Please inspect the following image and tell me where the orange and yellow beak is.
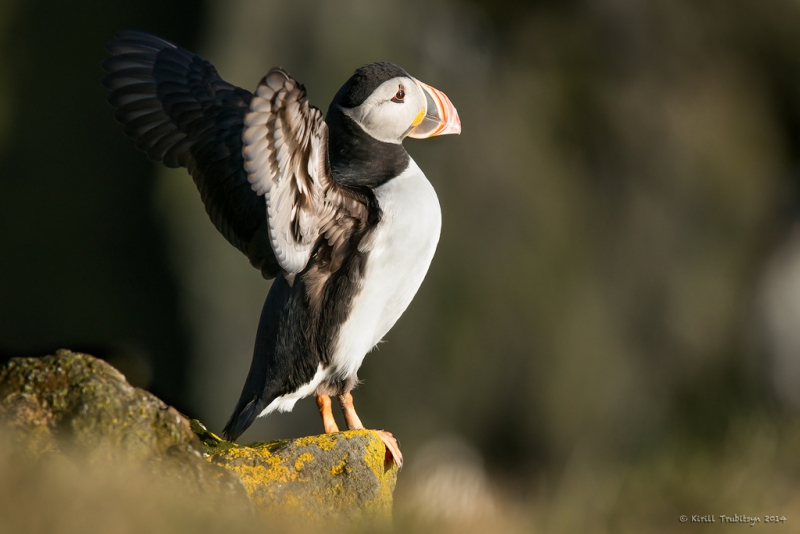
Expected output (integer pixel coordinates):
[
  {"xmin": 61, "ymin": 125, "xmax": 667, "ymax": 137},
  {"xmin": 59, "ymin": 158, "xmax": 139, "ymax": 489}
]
[{"xmin": 408, "ymin": 80, "xmax": 461, "ymax": 138}]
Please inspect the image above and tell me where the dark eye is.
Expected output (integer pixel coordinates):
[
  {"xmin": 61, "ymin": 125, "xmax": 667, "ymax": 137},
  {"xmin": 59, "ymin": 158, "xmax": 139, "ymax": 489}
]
[{"xmin": 391, "ymin": 87, "xmax": 405, "ymax": 103}]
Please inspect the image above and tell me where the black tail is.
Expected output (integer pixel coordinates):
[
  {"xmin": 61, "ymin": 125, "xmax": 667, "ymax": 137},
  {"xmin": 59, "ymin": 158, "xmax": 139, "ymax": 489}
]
[
  {"xmin": 220, "ymin": 274, "xmax": 294, "ymax": 442},
  {"xmin": 222, "ymin": 396, "xmax": 265, "ymax": 441}
]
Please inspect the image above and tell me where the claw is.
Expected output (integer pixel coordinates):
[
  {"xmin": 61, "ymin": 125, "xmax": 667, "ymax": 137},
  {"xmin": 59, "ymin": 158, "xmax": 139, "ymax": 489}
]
[
  {"xmin": 335, "ymin": 392, "xmax": 402, "ymax": 468},
  {"xmin": 376, "ymin": 430, "xmax": 403, "ymax": 469}
]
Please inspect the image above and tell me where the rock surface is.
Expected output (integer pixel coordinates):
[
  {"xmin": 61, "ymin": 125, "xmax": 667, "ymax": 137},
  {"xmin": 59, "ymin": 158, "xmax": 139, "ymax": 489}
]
[
  {"xmin": 0, "ymin": 350, "xmax": 398, "ymax": 522},
  {"xmin": 196, "ymin": 420, "xmax": 398, "ymax": 522}
]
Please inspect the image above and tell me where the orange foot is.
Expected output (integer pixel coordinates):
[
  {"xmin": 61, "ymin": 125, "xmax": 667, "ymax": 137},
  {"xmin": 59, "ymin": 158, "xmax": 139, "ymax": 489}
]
[
  {"xmin": 376, "ymin": 430, "xmax": 403, "ymax": 469},
  {"xmin": 335, "ymin": 392, "xmax": 403, "ymax": 469}
]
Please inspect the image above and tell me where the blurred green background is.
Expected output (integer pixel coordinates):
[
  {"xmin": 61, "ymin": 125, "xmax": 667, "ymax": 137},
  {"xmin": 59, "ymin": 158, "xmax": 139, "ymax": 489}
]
[{"xmin": 2, "ymin": 0, "xmax": 800, "ymax": 530}]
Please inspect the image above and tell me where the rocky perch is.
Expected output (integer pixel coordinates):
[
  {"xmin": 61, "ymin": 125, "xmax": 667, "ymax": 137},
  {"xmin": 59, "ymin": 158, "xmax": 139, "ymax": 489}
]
[{"xmin": 0, "ymin": 350, "xmax": 398, "ymax": 523}]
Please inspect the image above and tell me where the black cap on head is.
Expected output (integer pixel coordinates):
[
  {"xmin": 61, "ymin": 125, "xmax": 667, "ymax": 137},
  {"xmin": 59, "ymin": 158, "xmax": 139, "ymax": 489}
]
[{"xmin": 331, "ymin": 62, "xmax": 410, "ymax": 109}]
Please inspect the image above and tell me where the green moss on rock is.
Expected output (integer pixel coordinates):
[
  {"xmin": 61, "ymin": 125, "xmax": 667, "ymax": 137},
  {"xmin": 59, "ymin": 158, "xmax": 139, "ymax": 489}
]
[{"xmin": 0, "ymin": 350, "xmax": 245, "ymax": 498}]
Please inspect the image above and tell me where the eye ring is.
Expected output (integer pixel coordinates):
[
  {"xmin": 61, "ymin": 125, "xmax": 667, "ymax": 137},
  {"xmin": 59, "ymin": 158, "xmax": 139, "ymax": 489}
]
[{"xmin": 391, "ymin": 87, "xmax": 405, "ymax": 103}]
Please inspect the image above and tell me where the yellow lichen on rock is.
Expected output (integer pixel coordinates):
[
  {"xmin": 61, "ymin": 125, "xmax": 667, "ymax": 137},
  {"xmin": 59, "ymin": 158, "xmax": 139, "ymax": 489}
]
[
  {"xmin": 330, "ymin": 454, "xmax": 349, "ymax": 476},
  {"xmin": 196, "ymin": 427, "xmax": 399, "ymax": 522},
  {"xmin": 294, "ymin": 452, "xmax": 314, "ymax": 471},
  {"xmin": 290, "ymin": 431, "xmax": 341, "ymax": 452}
]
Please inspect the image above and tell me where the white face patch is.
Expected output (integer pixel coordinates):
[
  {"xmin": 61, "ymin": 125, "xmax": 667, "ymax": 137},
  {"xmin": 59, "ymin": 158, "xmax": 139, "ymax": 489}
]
[{"xmin": 342, "ymin": 76, "xmax": 427, "ymax": 144}]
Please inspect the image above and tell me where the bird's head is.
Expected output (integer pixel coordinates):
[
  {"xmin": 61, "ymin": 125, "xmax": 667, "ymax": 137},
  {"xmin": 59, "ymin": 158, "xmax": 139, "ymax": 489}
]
[{"xmin": 329, "ymin": 62, "xmax": 461, "ymax": 144}]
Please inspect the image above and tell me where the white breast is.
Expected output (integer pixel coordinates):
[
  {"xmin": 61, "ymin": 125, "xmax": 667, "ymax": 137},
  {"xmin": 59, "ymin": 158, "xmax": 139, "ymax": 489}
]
[{"xmin": 330, "ymin": 158, "xmax": 441, "ymax": 381}]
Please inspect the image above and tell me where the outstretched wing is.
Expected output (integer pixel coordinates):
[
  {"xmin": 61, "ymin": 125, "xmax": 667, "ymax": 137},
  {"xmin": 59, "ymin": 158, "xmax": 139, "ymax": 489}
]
[
  {"xmin": 242, "ymin": 69, "xmax": 372, "ymax": 277},
  {"xmin": 102, "ymin": 31, "xmax": 372, "ymax": 281},
  {"xmin": 101, "ymin": 30, "xmax": 280, "ymax": 277}
]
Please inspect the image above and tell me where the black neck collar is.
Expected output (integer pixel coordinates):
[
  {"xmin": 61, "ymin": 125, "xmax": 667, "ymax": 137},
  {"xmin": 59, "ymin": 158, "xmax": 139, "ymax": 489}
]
[{"xmin": 325, "ymin": 105, "xmax": 410, "ymax": 189}]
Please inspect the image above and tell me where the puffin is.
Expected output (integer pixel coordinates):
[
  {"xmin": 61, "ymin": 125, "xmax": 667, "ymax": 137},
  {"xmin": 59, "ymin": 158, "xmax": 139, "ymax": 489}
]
[{"xmin": 101, "ymin": 31, "xmax": 460, "ymax": 468}]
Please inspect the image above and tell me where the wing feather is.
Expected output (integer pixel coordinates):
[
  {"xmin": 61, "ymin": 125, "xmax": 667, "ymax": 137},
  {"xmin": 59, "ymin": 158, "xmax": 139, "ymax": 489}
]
[
  {"xmin": 103, "ymin": 31, "xmax": 370, "ymax": 281},
  {"xmin": 242, "ymin": 68, "xmax": 371, "ymax": 276},
  {"xmin": 102, "ymin": 30, "xmax": 281, "ymax": 277}
]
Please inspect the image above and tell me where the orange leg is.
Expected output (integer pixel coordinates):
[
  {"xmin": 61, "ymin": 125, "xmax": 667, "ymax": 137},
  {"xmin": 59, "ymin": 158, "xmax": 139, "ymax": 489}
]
[
  {"xmin": 337, "ymin": 391, "xmax": 403, "ymax": 469},
  {"xmin": 337, "ymin": 391, "xmax": 364, "ymax": 430},
  {"xmin": 316, "ymin": 395, "xmax": 339, "ymax": 434}
]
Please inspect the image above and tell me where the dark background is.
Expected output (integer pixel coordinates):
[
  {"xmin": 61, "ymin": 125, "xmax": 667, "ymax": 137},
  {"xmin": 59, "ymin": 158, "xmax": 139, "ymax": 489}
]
[{"xmin": 2, "ymin": 0, "xmax": 800, "ymax": 528}]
